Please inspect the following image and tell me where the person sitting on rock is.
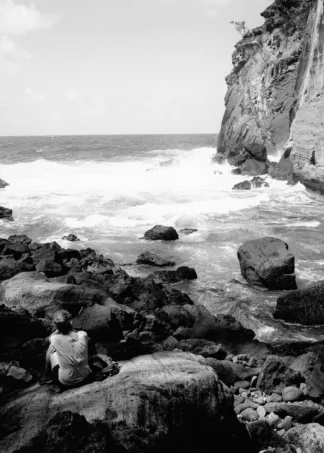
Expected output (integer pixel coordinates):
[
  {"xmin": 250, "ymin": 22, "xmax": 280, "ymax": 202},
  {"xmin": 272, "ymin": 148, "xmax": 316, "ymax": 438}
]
[
  {"xmin": 40, "ymin": 309, "xmax": 119, "ymax": 388},
  {"xmin": 40, "ymin": 309, "xmax": 92, "ymax": 387}
]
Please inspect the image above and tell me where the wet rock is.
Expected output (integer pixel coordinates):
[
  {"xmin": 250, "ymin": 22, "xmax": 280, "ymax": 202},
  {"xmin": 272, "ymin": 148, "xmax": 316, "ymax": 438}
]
[
  {"xmin": 233, "ymin": 180, "xmax": 252, "ymax": 190},
  {"xmin": 178, "ymin": 339, "xmax": 227, "ymax": 359},
  {"xmin": 149, "ymin": 266, "xmax": 198, "ymax": 284},
  {"xmin": 248, "ymin": 420, "xmax": 287, "ymax": 452},
  {"xmin": 257, "ymin": 356, "xmax": 301, "ymax": 394},
  {"xmin": 264, "ymin": 401, "xmax": 323, "ymax": 423},
  {"xmin": 0, "ymin": 352, "xmax": 248, "ymax": 453},
  {"xmin": 62, "ymin": 233, "xmax": 80, "ymax": 242},
  {"xmin": 0, "ymin": 179, "xmax": 9, "ymax": 188},
  {"xmin": 159, "ymin": 305, "xmax": 195, "ymax": 330},
  {"xmin": 1, "ymin": 242, "xmax": 30, "ymax": 260},
  {"xmin": 240, "ymin": 158, "xmax": 269, "ymax": 176},
  {"xmin": 282, "ymin": 386, "xmax": 303, "ymax": 402},
  {"xmin": 251, "ymin": 176, "xmax": 270, "ymax": 188},
  {"xmin": 8, "ymin": 234, "xmax": 32, "ymax": 245},
  {"xmin": 274, "ymin": 281, "xmax": 324, "ymax": 325},
  {"xmin": 284, "ymin": 423, "xmax": 324, "ymax": 453},
  {"xmin": 237, "ymin": 237, "xmax": 297, "ymax": 290},
  {"xmin": 179, "ymin": 228, "xmax": 198, "ymax": 235},
  {"xmin": 144, "ymin": 225, "xmax": 179, "ymax": 241},
  {"xmin": 0, "ymin": 258, "xmax": 35, "ymax": 281},
  {"xmin": 0, "ymin": 206, "xmax": 13, "ymax": 220},
  {"xmin": 244, "ymin": 143, "xmax": 267, "ymax": 162},
  {"xmin": 136, "ymin": 251, "xmax": 175, "ymax": 267},
  {"xmin": 191, "ymin": 311, "xmax": 255, "ymax": 344}
]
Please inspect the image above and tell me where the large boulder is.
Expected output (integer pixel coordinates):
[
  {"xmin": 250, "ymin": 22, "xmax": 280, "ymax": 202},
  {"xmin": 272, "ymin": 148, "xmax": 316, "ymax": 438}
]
[
  {"xmin": 136, "ymin": 251, "xmax": 175, "ymax": 267},
  {"xmin": 0, "ymin": 272, "xmax": 107, "ymax": 318},
  {"xmin": 237, "ymin": 237, "xmax": 297, "ymax": 290},
  {"xmin": 144, "ymin": 225, "xmax": 179, "ymax": 241},
  {"xmin": 284, "ymin": 423, "xmax": 324, "ymax": 453},
  {"xmin": 0, "ymin": 352, "xmax": 250, "ymax": 453},
  {"xmin": 274, "ymin": 281, "xmax": 324, "ymax": 325},
  {"xmin": 244, "ymin": 143, "xmax": 267, "ymax": 162},
  {"xmin": 7, "ymin": 235, "xmax": 32, "ymax": 245},
  {"xmin": 240, "ymin": 158, "xmax": 269, "ymax": 176}
]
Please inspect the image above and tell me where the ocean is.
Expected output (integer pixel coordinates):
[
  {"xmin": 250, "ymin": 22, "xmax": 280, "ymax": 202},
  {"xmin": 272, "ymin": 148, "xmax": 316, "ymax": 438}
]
[{"xmin": 1, "ymin": 134, "xmax": 324, "ymax": 344}]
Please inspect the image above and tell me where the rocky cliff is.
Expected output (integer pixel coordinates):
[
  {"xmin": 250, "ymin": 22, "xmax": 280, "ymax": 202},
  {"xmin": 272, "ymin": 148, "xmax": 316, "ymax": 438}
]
[{"xmin": 217, "ymin": 0, "xmax": 324, "ymax": 193}]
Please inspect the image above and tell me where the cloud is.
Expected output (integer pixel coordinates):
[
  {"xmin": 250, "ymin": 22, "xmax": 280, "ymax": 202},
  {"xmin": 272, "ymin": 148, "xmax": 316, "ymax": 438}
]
[
  {"xmin": 25, "ymin": 86, "xmax": 45, "ymax": 100},
  {"xmin": 0, "ymin": 35, "xmax": 30, "ymax": 61},
  {"xmin": 0, "ymin": 0, "xmax": 58, "ymax": 35},
  {"xmin": 64, "ymin": 90, "xmax": 82, "ymax": 101},
  {"xmin": 202, "ymin": 0, "xmax": 230, "ymax": 17}
]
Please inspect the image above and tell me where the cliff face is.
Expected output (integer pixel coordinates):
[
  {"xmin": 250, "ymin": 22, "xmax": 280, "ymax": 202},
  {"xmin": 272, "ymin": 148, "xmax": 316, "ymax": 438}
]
[{"xmin": 218, "ymin": 0, "xmax": 324, "ymax": 192}]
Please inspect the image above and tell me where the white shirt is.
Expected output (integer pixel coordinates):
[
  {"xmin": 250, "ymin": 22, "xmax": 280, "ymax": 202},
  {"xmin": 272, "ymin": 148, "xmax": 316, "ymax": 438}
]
[{"xmin": 50, "ymin": 330, "xmax": 92, "ymax": 386}]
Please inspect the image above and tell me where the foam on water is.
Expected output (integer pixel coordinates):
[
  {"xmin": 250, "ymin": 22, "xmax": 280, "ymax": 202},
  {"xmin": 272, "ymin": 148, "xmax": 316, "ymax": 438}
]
[{"xmin": 2, "ymin": 144, "xmax": 324, "ymax": 343}]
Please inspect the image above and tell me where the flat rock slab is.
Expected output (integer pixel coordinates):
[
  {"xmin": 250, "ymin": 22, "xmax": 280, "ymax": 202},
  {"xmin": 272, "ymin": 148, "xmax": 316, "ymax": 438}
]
[
  {"xmin": 0, "ymin": 352, "xmax": 235, "ymax": 453},
  {"xmin": 0, "ymin": 272, "xmax": 107, "ymax": 318}
]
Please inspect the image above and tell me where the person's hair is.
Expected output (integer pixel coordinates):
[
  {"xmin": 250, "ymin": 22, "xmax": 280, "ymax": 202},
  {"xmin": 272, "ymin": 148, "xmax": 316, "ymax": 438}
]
[{"xmin": 53, "ymin": 309, "xmax": 73, "ymax": 335}]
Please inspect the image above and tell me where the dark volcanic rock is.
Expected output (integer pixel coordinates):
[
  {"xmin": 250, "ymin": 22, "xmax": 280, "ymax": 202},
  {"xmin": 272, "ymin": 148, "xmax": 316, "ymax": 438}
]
[
  {"xmin": 237, "ymin": 237, "xmax": 297, "ymax": 290},
  {"xmin": 274, "ymin": 281, "xmax": 324, "ymax": 325},
  {"xmin": 0, "ymin": 206, "xmax": 12, "ymax": 220},
  {"xmin": 240, "ymin": 158, "xmax": 269, "ymax": 176},
  {"xmin": 144, "ymin": 225, "xmax": 179, "ymax": 241},
  {"xmin": 257, "ymin": 355, "xmax": 302, "ymax": 394},
  {"xmin": 0, "ymin": 178, "xmax": 9, "ymax": 188},
  {"xmin": 148, "ymin": 266, "xmax": 198, "ymax": 284},
  {"xmin": 178, "ymin": 339, "xmax": 227, "ymax": 359},
  {"xmin": 191, "ymin": 311, "xmax": 255, "ymax": 344},
  {"xmin": 248, "ymin": 420, "xmax": 286, "ymax": 451},
  {"xmin": 7, "ymin": 234, "xmax": 32, "ymax": 245},
  {"xmin": 233, "ymin": 180, "xmax": 251, "ymax": 190},
  {"xmin": 62, "ymin": 233, "xmax": 80, "ymax": 242},
  {"xmin": 244, "ymin": 143, "xmax": 267, "ymax": 162},
  {"xmin": 1, "ymin": 242, "xmax": 30, "ymax": 260},
  {"xmin": 283, "ymin": 423, "xmax": 324, "ymax": 453},
  {"xmin": 0, "ymin": 258, "xmax": 35, "ymax": 280},
  {"xmin": 136, "ymin": 251, "xmax": 175, "ymax": 267}
]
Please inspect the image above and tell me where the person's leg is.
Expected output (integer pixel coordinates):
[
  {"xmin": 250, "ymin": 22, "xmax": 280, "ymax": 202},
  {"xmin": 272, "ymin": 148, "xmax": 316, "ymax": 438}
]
[{"xmin": 40, "ymin": 348, "xmax": 60, "ymax": 384}]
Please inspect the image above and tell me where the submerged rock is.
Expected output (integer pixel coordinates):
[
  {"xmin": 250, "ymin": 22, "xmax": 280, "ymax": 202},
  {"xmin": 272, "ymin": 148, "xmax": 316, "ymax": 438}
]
[
  {"xmin": 0, "ymin": 352, "xmax": 250, "ymax": 453},
  {"xmin": 136, "ymin": 251, "xmax": 175, "ymax": 267},
  {"xmin": 148, "ymin": 266, "xmax": 198, "ymax": 284},
  {"xmin": 144, "ymin": 225, "xmax": 179, "ymax": 241},
  {"xmin": 62, "ymin": 233, "xmax": 80, "ymax": 242},
  {"xmin": 179, "ymin": 228, "xmax": 198, "ymax": 235},
  {"xmin": 274, "ymin": 281, "xmax": 324, "ymax": 325},
  {"xmin": 237, "ymin": 237, "xmax": 297, "ymax": 290}
]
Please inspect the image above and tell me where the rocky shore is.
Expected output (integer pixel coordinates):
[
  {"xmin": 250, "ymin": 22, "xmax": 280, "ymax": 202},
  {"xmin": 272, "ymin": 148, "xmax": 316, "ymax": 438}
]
[{"xmin": 0, "ymin": 227, "xmax": 324, "ymax": 452}]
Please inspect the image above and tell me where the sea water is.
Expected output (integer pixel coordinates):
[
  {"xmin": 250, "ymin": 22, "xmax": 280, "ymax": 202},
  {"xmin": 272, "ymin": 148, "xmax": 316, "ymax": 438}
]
[{"xmin": 1, "ymin": 134, "xmax": 324, "ymax": 344}]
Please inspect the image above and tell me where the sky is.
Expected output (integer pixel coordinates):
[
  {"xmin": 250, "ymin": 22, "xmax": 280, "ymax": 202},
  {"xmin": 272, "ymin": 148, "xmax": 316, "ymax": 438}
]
[{"xmin": 0, "ymin": 0, "xmax": 270, "ymax": 136}]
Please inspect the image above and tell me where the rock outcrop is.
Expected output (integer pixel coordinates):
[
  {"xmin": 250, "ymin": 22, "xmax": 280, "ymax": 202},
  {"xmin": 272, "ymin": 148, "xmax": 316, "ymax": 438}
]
[
  {"xmin": 0, "ymin": 352, "xmax": 249, "ymax": 453},
  {"xmin": 237, "ymin": 237, "xmax": 297, "ymax": 290},
  {"xmin": 217, "ymin": 0, "xmax": 324, "ymax": 194}
]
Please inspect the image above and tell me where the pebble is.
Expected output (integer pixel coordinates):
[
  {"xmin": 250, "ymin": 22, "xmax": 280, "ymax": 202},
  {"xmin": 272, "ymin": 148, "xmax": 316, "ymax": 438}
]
[
  {"xmin": 300, "ymin": 383, "xmax": 307, "ymax": 395},
  {"xmin": 267, "ymin": 412, "xmax": 280, "ymax": 427},
  {"xmin": 282, "ymin": 386, "xmax": 303, "ymax": 402},
  {"xmin": 248, "ymin": 357, "xmax": 258, "ymax": 368},
  {"xmin": 240, "ymin": 390, "xmax": 249, "ymax": 398},
  {"xmin": 234, "ymin": 380, "xmax": 250, "ymax": 390},
  {"xmin": 240, "ymin": 407, "xmax": 259, "ymax": 422},
  {"xmin": 268, "ymin": 393, "xmax": 282, "ymax": 403},
  {"xmin": 277, "ymin": 416, "xmax": 293, "ymax": 431},
  {"xmin": 257, "ymin": 406, "xmax": 266, "ymax": 418},
  {"xmin": 254, "ymin": 397, "xmax": 266, "ymax": 405},
  {"xmin": 277, "ymin": 429, "xmax": 286, "ymax": 437}
]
